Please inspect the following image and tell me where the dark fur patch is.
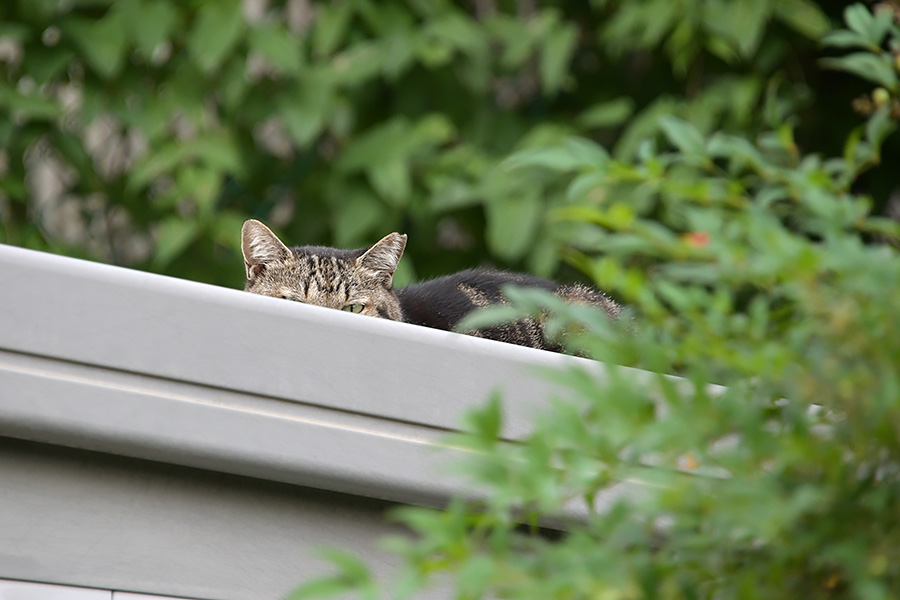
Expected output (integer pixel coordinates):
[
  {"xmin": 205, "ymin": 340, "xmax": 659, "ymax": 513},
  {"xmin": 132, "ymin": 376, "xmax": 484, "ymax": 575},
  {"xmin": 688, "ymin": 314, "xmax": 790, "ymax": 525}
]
[
  {"xmin": 396, "ymin": 269, "xmax": 620, "ymax": 352},
  {"xmin": 243, "ymin": 220, "xmax": 621, "ymax": 353}
]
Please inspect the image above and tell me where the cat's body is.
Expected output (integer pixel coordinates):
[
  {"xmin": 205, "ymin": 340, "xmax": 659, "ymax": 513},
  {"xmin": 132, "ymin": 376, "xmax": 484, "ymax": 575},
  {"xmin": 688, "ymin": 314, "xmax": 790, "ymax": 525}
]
[{"xmin": 241, "ymin": 219, "xmax": 621, "ymax": 352}]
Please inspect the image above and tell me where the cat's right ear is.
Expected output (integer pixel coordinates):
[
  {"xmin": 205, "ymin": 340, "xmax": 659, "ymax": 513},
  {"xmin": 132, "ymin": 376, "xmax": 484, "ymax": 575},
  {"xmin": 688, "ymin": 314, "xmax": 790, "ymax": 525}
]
[
  {"xmin": 241, "ymin": 219, "xmax": 291, "ymax": 280},
  {"xmin": 357, "ymin": 232, "xmax": 407, "ymax": 282}
]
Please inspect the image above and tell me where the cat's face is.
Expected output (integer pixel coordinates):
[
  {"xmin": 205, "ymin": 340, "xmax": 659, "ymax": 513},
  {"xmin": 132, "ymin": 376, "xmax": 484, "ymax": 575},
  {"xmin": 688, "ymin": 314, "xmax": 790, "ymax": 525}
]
[{"xmin": 241, "ymin": 219, "xmax": 406, "ymax": 321}]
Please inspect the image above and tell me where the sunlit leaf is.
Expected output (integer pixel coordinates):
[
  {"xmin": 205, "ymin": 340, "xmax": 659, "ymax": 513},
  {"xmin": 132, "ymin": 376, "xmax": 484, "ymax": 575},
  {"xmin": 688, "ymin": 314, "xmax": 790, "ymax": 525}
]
[{"xmin": 188, "ymin": 0, "xmax": 244, "ymax": 73}]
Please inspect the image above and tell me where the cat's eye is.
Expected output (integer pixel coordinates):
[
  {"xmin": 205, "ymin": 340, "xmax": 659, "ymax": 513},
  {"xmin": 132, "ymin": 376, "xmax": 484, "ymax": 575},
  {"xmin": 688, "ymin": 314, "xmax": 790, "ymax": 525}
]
[{"xmin": 342, "ymin": 303, "xmax": 365, "ymax": 313}]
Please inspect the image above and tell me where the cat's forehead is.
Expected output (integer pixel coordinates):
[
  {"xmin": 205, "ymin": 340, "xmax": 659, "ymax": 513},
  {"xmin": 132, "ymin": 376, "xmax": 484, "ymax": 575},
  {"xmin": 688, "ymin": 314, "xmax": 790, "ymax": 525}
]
[
  {"xmin": 294, "ymin": 245, "xmax": 361, "ymax": 261},
  {"xmin": 292, "ymin": 245, "xmax": 361, "ymax": 272}
]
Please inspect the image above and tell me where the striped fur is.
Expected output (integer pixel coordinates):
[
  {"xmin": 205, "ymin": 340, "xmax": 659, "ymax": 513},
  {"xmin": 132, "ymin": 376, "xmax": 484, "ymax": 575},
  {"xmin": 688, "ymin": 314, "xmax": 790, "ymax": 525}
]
[{"xmin": 241, "ymin": 220, "xmax": 621, "ymax": 352}]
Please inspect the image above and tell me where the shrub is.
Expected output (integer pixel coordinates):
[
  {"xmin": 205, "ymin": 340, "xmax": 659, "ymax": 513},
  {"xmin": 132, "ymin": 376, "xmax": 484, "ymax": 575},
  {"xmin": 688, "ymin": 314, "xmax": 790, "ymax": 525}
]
[
  {"xmin": 290, "ymin": 5, "xmax": 900, "ymax": 599},
  {"xmin": 1, "ymin": 0, "xmax": 886, "ymax": 289}
]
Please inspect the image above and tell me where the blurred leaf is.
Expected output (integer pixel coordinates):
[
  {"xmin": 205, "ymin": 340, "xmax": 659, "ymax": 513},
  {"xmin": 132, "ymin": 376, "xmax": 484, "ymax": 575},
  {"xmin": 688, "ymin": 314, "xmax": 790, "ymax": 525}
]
[
  {"xmin": 705, "ymin": 0, "xmax": 769, "ymax": 59},
  {"xmin": 0, "ymin": 86, "xmax": 62, "ymax": 120},
  {"xmin": 843, "ymin": 3, "xmax": 894, "ymax": 47},
  {"xmin": 659, "ymin": 116, "xmax": 707, "ymax": 158},
  {"xmin": 312, "ymin": 2, "xmax": 353, "ymax": 56},
  {"xmin": 338, "ymin": 119, "xmax": 410, "ymax": 172},
  {"xmin": 368, "ymin": 159, "xmax": 411, "ymax": 207},
  {"xmin": 423, "ymin": 11, "xmax": 486, "ymax": 58},
  {"xmin": 177, "ymin": 166, "xmax": 221, "ymax": 213},
  {"xmin": 820, "ymin": 53, "xmax": 898, "ymax": 90},
  {"xmin": 331, "ymin": 41, "xmax": 382, "ymax": 85},
  {"xmin": 284, "ymin": 577, "xmax": 355, "ymax": 600},
  {"xmin": 188, "ymin": 0, "xmax": 244, "ymax": 73},
  {"xmin": 540, "ymin": 21, "xmax": 578, "ymax": 94},
  {"xmin": 865, "ymin": 106, "xmax": 897, "ymax": 149},
  {"xmin": 248, "ymin": 24, "xmax": 303, "ymax": 75},
  {"xmin": 485, "ymin": 192, "xmax": 542, "ymax": 261},
  {"xmin": 333, "ymin": 194, "xmax": 387, "ymax": 247},
  {"xmin": 457, "ymin": 554, "xmax": 495, "ymax": 598},
  {"xmin": 567, "ymin": 172, "xmax": 608, "ymax": 202},
  {"xmin": 121, "ymin": 0, "xmax": 178, "ymax": 57},
  {"xmin": 821, "ymin": 29, "xmax": 870, "ymax": 50},
  {"xmin": 462, "ymin": 393, "xmax": 503, "ymax": 445},
  {"xmin": 505, "ymin": 138, "xmax": 608, "ymax": 172},
  {"xmin": 578, "ymin": 98, "xmax": 635, "ymax": 129},
  {"xmin": 154, "ymin": 218, "xmax": 199, "ymax": 268},
  {"xmin": 773, "ymin": 0, "xmax": 830, "ymax": 40},
  {"xmin": 63, "ymin": 11, "xmax": 128, "ymax": 78},
  {"xmin": 21, "ymin": 47, "xmax": 75, "ymax": 84}
]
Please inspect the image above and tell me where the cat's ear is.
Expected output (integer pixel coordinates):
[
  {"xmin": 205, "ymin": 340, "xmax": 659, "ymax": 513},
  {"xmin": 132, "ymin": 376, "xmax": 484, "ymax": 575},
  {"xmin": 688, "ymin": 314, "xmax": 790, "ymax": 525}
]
[
  {"xmin": 241, "ymin": 219, "xmax": 291, "ymax": 279},
  {"xmin": 357, "ymin": 232, "xmax": 407, "ymax": 281}
]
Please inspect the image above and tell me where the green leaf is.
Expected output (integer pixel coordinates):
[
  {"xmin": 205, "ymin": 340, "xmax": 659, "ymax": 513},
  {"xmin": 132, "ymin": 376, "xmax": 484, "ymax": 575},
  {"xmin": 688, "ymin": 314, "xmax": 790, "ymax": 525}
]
[
  {"xmin": 504, "ymin": 147, "xmax": 580, "ymax": 171},
  {"xmin": 842, "ymin": 3, "xmax": 892, "ymax": 47},
  {"xmin": 504, "ymin": 138, "xmax": 607, "ymax": 172},
  {"xmin": 820, "ymin": 53, "xmax": 898, "ymax": 90},
  {"xmin": 821, "ymin": 29, "xmax": 870, "ymax": 50},
  {"xmin": 122, "ymin": 0, "xmax": 178, "ymax": 57},
  {"xmin": 281, "ymin": 105, "xmax": 324, "ymax": 147},
  {"xmin": 844, "ymin": 4, "xmax": 875, "ymax": 38},
  {"xmin": 312, "ymin": 2, "xmax": 353, "ymax": 56},
  {"xmin": 564, "ymin": 137, "xmax": 611, "ymax": 167},
  {"xmin": 280, "ymin": 77, "xmax": 333, "ymax": 147},
  {"xmin": 63, "ymin": 12, "xmax": 128, "ymax": 79},
  {"xmin": 129, "ymin": 132, "xmax": 242, "ymax": 190},
  {"xmin": 338, "ymin": 119, "xmax": 411, "ymax": 172},
  {"xmin": 457, "ymin": 555, "xmax": 495, "ymax": 598},
  {"xmin": 248, "ymin": 24, "xmax": 303, "ymax": 75},
  {"xmin": 128, "ymin": 143, "xmax": 187, "ymax": 189},
  {"xmin": 578, "ymin": 98, "xmax": 635, "ymax": 129},
  {"xmin": 422, "ymin": 12, "xmax": 486, "ymax": 58},
  {"xmin": 381, "ymin": 31, "xmax": 416, "ymax": 79},
  {"xmin": 367, "ymin": 159, "xmax": 411, "ymax": 207},
  {"xmin": 659, "ymin": 116, "xmax": 707, "ymax": 158},
  {"xmin": 284, "ymin": 579, "xmax": 349, "ymax": 599},
  {"xmin": 567, "ymin": 172, "xmax": 608, "ymax": 202},
  {"xmin": 456, "ymin": 304, "xmax": 525, "ymax": 333},
  {"xmin": 21, "ymin": 47, "xmax": 75, "ymax": 84},
  {"xmin": 333, "ymin": 193, "xmax": 387, "ymax": 247},
  {"xmin": 865, "ymin": 106, "xmax": 896, "ymax": 150},
  {"xmin": 176, "ymin": 166, "xmax": 221, "ymax": 214},
  {"xmin": 773, "ymin": 0, "xmax": 831, "ymax": 40},
  {"xmin": 707, "ymin": 133, "xmax": 766, "ymax": 170},
  {"xmin": 410, "ymin": 113, "xmax": 456, "ymax": 148},
  {"xmin": 540, "ymin": 21, "xmax": 578, "ymax": 94},
  {"xmin": 0, "ymin": 87, "xmax": 62, "ymax": 120},
  {"xmin": 331, "ymin": 41, "xmax": 383, "ymax": 85},
  {"xmin": 154, "ymin": 218, "xmax": 199, "ymax": 268},
  {"xmin": 188, "ymin": 0, "xmax": 244, "ymax": 73},
  {"xmin": 317, "ymin": 549, "xmax": 373, "ymax": 586},
  {"xmin": 485, "ymin": 192, "xmax": 542, "ymax": 261},
  {"xmin": 462, "ymin": 394, "xmax": 503, "ymax": 444},
  {"xmin": 705, "ymin": 0, "xmax": 769, "ymax": 59}
]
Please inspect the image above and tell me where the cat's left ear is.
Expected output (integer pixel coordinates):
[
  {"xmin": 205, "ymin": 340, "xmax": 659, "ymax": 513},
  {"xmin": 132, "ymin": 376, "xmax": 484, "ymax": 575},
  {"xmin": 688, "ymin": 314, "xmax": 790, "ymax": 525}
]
[
  {"xmin": 357, "ymin": 232, "xmax": 407, "ymax": 282},
  {"xmin": 242, "ymin": 219, "xmax": 292, "ymax": 280}
]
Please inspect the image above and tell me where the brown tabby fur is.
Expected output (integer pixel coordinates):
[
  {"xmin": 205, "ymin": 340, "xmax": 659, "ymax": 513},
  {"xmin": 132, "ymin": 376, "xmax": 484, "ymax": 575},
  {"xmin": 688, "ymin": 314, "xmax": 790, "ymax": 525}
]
[{"xmin": 242, "ymin": 219, "xmax": 621, "ymax": 352}]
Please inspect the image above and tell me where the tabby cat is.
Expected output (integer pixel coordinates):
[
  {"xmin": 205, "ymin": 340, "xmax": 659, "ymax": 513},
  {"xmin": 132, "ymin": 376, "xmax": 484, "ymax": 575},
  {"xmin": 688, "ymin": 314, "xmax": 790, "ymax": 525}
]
[{"xmin": 241, "ymin": 219, "xmax": 621, "ymax": 352}]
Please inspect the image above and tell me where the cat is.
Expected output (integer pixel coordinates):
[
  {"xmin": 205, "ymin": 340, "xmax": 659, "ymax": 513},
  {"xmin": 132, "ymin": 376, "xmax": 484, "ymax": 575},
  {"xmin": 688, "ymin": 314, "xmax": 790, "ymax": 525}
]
[{"xmin": 241, "ymin": 219, "xmax": 621, "ymax": 352}]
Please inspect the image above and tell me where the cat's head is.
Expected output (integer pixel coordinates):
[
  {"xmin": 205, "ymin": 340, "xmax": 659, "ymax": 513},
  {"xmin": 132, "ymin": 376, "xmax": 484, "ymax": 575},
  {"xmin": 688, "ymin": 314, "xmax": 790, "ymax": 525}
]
[{"xmin": 241, "ymin": 219, "xmax": 407, "ymax": 320}]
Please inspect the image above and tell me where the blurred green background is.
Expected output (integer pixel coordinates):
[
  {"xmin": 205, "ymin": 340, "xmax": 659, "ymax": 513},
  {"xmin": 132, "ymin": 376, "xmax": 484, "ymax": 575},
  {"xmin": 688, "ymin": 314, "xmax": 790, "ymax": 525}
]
[
  {"xmin": 5, "ymin": 4, "xmax": 900, "ymax": 597},
  {"xmin": 1, "ymin": 0, "xmax": 894, "ymax": 290}
]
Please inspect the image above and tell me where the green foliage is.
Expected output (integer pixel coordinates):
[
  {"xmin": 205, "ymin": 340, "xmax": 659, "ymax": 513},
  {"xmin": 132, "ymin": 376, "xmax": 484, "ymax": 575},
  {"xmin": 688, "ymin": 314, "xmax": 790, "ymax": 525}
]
[
  {"xmin": 291, "ymin": 4, "xmax": 900, "ymax": 599},
  {"xmin": 2, "ymin": 0, "xmax": 888, "ymax": 290},
  {"xmin": 2, "ymin": 2, "xmax": 900, "ymax": 595}
]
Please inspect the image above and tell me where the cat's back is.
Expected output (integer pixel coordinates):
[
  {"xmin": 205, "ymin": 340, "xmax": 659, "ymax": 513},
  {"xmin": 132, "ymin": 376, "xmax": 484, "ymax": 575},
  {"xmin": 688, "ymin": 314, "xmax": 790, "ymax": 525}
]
[
  {"xmin": 398, "ymin": 269, "xmax": 555, "ymax": 331},
  {"xmin": 397, "ymin": 268, "xmax": 622, "ymax": 350}
]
